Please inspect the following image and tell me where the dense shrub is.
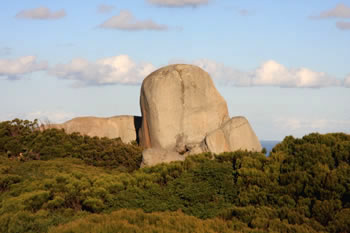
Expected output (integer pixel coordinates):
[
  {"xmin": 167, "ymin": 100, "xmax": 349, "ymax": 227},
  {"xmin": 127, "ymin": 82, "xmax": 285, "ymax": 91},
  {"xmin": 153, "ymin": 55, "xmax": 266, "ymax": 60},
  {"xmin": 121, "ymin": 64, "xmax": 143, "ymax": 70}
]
[
  {"xmin": 0, "ymin": 119, "xmax": 349, "ymax": 233},
  {"xmin": 0, "ymin": 119, "xmax": 142, "ymax": 172}
]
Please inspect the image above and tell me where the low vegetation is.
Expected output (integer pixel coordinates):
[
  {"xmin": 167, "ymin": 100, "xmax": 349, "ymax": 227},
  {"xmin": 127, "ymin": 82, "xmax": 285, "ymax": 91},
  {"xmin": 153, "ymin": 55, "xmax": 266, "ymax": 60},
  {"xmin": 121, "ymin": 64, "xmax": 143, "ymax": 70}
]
[
  {"xmin": 0, "ymin": 119, "xmax": 349, "ymax": 233},
  {"xmin": 0, "ymin": 119, "xmax": 142, "ymax": 172},
  {"xmin": 49, "ymin": 209, "xmax": 237, "ymax": 233}
]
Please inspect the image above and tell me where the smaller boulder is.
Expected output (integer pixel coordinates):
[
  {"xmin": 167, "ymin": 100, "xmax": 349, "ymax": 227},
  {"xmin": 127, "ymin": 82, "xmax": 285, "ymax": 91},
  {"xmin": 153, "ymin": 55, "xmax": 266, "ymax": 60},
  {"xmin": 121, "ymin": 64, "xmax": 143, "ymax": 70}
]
[
  {"xmin": 141, "ymin": 148, "xmax": 185, "ymax": 168},
  {"xmin": 204, "ymin": 116, "xmax": 262, "ymax": 154},
  {"xmin": 43, "ymin": 115, "xmax": 142, "ymax": 143}
]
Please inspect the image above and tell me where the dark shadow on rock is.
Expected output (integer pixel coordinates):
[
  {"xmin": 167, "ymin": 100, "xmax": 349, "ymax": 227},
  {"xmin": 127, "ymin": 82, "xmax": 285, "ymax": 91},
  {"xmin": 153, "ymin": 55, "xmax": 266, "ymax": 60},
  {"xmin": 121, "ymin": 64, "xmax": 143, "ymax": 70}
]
[{"xmin": 133, "ymin": 116, "xmax": 142, "ymax": 145}]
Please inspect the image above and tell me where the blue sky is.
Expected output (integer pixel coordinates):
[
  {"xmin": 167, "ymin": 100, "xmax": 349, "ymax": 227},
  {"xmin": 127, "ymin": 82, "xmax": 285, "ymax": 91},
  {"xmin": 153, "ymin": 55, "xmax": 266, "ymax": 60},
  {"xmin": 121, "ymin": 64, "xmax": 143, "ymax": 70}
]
[{"xmin": 0, "ymin": 0, "xmax": 349, "ymax": 140}]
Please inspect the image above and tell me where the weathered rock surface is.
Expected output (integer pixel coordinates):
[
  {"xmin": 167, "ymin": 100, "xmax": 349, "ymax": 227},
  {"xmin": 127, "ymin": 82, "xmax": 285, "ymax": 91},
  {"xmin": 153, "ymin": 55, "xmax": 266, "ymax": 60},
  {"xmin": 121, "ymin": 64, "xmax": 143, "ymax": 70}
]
[
  {"xmin": 45, "ymin": 115, "xmax": 141, "ymax": 143},
  {"xmin": 141, "ymin": 148, "xmax": 185, "ymax": 168},
  {"xmin": 43, "ymin": 64, "xmax": 262, "ymax": 168},
  {"xmin": 139, "ymin": 64, "xmax": 230, "ymax": 153},
  {"xmin": 204, "ymin": 116, "xmax": 262, "ymax": 154}
]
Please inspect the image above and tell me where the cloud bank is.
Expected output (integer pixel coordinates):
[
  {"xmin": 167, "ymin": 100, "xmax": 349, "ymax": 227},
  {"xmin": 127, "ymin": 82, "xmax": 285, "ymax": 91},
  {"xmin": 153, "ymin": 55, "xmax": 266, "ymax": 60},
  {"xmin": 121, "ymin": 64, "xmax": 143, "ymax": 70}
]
[
  {"xmin": 147, "ymin": 0, "xmax": 209, "ymax": 7},
  {"xmin": 50, "ymin": 55, "xmax": 156, "ymax": 86},
  {"xmin": 50, "ymin": 56, "xmax": 346, "ymax": 88},
  {"xmin": 1, "ymin": 55, "xmax": 345, "ymax": 89},
  {"xmin": 16, "ymin": 7, "xmax": 66, "ymax": 20},
  {"xmin": 193, "ymin": 59, "xmax": 341, "ymax": 88},
  {"xmin": 0, "ymin": 56, "xmax": 48, "ymax": 79},
  {"xmin": 99, "ymin": 10, "xmax": 168, "ymax": 31}
]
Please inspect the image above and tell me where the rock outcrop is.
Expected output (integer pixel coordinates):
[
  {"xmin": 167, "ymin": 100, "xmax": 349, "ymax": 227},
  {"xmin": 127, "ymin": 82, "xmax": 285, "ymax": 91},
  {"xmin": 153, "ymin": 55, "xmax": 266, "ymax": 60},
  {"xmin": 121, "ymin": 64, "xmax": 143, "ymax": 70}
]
[
  {"xmin": 138, "ymin": 64, "xmax": 261, "ymax": 167},
  {"xmin": 139, "ymin": 64, "xmax": 229, "ymax": 153},
  {"xmin": 45, "ymin": 115, "xmax": 141, "ymax": 144},
  {"xmin": 204, "ymin": 116, "xmax": 262, "ymax": 154},
  {"xmin": 43, "ymin": 64, "xmax": 262, "ymax": 167}
]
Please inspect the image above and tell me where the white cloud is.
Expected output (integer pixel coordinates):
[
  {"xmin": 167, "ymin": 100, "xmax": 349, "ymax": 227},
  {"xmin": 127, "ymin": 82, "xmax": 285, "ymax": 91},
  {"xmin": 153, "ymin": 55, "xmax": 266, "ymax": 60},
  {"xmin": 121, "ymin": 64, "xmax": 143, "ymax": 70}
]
[
  {"xmin": 147, "ymin": 0, "xmax": 209, "ymax": 7},
  {"xmin": 98, "ymin": 4, "xmax": 115, "ymax": 14},
  {"xmin": 344, "ymin": 75, "xmax": 350, "ymax": 87},
  {"xmin": 336, "ymin": 21, "xmax": 350, "ymax": 30},
  {"xmin": 191, "ymin": 59, "xmax": 251, "ymax": 86},
  {"xmin": 16, "ymin": 7, "xmax": 66, "ymax": 20},
  {"xmin": 49, "ymin": 56, "xmax": 347, "ymax": 88},
  {"xmin": 1, "ymin": 111, "xmax": 76, "ymax": 124},
  {"xmin": 251, "ymin": 60, "xmax": 340, "ymax": 88},
  {"xmin": 0, "ymin": 56, "xmax": 48, "ymax": 79},
  {"xmin": 193, "ymin": 59, "xmax": 341, "ymax": 88},
  {"xmin": 99, "ymin": 10, "xmax": 168, "ymax": 30},
  {"xmin": 312, "ymin": 3, "xmax": 350, "ymax": 19},
  {"xmin": 49, "ymin": 55, "xmax": 156, "ymax": 86}
]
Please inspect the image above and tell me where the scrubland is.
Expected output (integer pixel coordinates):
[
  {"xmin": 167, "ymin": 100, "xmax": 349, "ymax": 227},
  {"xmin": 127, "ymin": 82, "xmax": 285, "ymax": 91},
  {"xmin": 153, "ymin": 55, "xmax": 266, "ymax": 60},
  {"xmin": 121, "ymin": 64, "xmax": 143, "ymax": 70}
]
[{"xmin": 0, "ymin": 119, "xmax": 349, "ymax": 233}]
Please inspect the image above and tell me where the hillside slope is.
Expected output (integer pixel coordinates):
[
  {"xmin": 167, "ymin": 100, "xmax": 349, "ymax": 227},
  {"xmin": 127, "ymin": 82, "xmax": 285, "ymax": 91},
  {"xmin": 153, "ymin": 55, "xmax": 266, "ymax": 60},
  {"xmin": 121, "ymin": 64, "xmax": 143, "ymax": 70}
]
[{"xmin": 0, "ymin": 119, "xmax": 349, "ymax": 233}]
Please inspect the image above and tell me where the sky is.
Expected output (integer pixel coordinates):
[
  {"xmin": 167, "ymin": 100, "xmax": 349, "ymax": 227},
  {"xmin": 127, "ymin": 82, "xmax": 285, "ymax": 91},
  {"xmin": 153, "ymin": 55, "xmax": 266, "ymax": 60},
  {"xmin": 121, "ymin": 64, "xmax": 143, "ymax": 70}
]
[{"xmin": 0, "ymin": 0, "xmax": 350, "ymax": 140}]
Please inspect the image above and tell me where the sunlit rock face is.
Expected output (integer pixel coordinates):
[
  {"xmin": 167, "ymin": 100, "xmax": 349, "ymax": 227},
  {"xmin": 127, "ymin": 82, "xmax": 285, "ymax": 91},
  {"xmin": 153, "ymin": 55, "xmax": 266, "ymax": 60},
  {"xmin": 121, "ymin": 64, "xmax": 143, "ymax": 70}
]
[
  {"xmin": 44, "ymin": 64, "xmax": 262, "ymax": 167},
  {"xmin": 204, "ymin": 116, "xmax": 262, "ymax": 154},
  {"xmin": 139, "ymin": 64, "xmax": 229, "ymax": 152},
  {"xmin": 139, "ymin": 64, "xmax": 261, "ymax": 167},
  {"xmin": 45, "ymin": 115, "xmax": 141, "ymax": 144}
]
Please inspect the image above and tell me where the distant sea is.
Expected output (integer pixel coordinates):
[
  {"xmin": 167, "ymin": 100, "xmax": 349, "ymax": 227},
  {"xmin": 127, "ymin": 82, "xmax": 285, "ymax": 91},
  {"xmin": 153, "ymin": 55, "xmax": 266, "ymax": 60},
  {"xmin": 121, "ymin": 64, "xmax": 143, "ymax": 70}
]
[{"xmin": 260, "ymin": 140, "xmax": 280, "ymax": 155}]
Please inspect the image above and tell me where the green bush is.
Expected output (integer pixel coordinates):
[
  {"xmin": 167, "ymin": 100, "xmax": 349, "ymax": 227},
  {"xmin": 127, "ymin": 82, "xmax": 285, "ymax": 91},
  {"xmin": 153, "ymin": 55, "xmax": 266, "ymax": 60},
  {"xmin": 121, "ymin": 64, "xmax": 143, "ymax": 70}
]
[
  {"xmin": 0, "ymin": 119, "xmax": 143, "ymax": 172},
  {"xmin": 0, "ymin": 119, "xmax": 349, "ymax": 233}
]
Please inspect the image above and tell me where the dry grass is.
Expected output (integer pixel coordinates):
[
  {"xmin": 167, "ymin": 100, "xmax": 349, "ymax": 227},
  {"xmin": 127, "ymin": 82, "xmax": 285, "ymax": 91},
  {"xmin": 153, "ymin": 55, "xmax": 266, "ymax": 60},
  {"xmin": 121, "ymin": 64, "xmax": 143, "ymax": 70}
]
[{"xmin": 49, "ymin": 209, "xmax": 238, "ymax": 233}]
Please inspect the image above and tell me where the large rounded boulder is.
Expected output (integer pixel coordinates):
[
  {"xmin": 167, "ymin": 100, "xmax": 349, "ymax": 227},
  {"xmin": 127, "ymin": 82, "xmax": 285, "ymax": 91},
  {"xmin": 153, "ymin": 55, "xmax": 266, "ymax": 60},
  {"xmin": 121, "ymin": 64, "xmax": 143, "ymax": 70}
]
[{"xmin": 139, "ymin": 64, "xmax": 230, "ymax": 153}]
